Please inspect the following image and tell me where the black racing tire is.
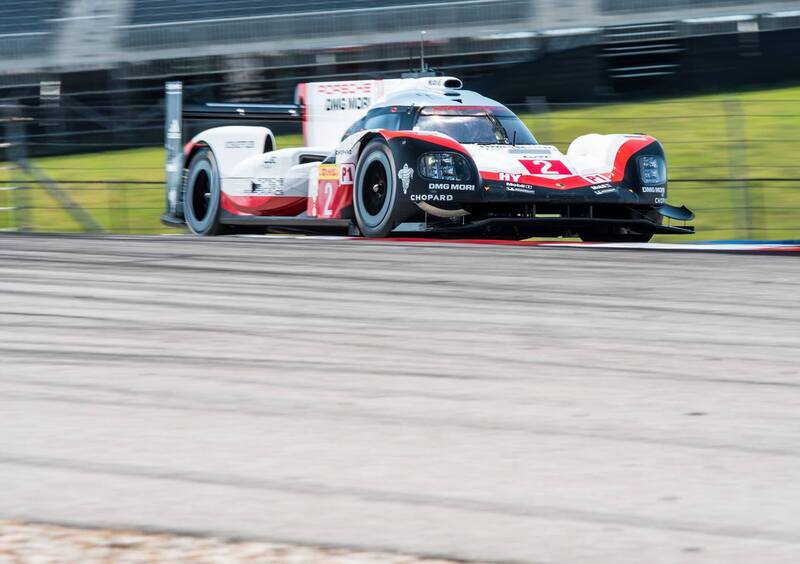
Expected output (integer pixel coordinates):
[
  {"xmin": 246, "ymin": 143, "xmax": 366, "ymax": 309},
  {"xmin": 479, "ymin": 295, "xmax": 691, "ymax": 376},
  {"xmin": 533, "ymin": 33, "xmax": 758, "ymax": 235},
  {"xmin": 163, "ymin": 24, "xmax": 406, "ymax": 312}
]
[
  {"xmin": 183, "ymin": 147, "xmax": 224, "ymax": 236},
  {"xmin": 353, "ymin": 139, "xmax": 400, "ymax": 238}
]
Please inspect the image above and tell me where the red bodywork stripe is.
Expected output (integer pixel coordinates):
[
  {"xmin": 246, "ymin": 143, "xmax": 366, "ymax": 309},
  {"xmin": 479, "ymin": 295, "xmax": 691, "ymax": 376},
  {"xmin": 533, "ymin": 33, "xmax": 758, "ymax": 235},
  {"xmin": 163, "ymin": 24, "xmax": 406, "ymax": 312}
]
[
  {"xmin": 480, "ymin": 137, "xmax": 656, "ymax": 190},
  {"xmin": 609, "ymin": 137, "xmax": 655, "ymax": 182},
  {"xmin": 222, "ymin": 194, "xmax": 307, "ymax": 216}
]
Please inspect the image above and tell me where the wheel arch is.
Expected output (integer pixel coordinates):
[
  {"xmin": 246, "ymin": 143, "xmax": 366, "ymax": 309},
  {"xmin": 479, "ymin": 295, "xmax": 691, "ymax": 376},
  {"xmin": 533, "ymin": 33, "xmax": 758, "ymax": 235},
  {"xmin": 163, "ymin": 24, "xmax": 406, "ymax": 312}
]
[
  {"xmin": 183, "ymin": 126, "xmax": 275, "ymax": 177},
  {"xmin": 352, "ymin": 131, "xmax": 390, "ymax": 164}
]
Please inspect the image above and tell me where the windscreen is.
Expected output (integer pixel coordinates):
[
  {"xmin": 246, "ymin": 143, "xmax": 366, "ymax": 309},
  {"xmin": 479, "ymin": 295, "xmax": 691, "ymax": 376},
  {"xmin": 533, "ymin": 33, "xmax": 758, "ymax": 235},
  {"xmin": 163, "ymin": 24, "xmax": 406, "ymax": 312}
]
[{"xmin": 415, "ymin": 106, "xmax": 537, "ymax": 145}]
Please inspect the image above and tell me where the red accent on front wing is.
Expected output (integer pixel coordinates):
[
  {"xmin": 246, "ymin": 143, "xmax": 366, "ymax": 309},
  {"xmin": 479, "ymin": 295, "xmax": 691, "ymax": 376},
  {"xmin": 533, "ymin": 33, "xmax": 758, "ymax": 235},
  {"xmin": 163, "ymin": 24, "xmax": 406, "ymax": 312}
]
[
  {"xmin": 610, "ymin": 137, "xmax": 655, "ymax": 182},
  {"xmin": 481, "ymin": 171, "xmax": 594, "ymax": 190},
  {"xmin": 221, "ymin": 193, "xmax": 307, "ymax": 216},
  {"xmin": 481, "ymin": 137, "xmax": 656, "ymax": 190}
]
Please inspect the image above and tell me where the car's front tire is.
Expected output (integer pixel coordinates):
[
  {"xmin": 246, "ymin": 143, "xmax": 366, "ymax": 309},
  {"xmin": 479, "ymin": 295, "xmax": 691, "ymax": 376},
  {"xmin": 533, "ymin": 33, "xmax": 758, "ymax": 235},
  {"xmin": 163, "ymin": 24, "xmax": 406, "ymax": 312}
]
[
  {"xmin": 354, "ymin": 139, "xmax": 399, "ymax": 238},
  {"xmin": 183, "ymin": 148, "xmax": 223, "ymax": 236}
]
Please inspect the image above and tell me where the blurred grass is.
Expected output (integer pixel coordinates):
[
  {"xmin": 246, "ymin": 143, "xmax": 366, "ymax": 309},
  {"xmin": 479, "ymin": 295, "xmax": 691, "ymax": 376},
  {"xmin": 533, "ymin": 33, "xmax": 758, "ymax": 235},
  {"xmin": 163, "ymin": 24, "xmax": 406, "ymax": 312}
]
[{"xmin": 1, "ymin": 87, "xmax": 799, "ymax": 239}]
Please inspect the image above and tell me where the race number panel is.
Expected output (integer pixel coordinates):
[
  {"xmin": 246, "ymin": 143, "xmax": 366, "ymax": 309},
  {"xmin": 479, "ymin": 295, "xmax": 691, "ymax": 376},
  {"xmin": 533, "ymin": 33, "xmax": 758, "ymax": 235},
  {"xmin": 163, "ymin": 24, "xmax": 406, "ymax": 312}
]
[{"xmin": 309, "ymin": 164, "xmax": 354, "ymax": 218}]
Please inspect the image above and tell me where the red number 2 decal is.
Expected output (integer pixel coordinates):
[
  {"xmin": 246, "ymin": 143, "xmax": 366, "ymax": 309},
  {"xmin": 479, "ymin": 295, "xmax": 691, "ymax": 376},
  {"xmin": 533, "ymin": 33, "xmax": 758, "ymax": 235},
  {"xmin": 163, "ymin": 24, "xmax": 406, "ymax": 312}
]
[{"xmin": 519, "ymin": 159, "xmax": 571, "ymax": 176}]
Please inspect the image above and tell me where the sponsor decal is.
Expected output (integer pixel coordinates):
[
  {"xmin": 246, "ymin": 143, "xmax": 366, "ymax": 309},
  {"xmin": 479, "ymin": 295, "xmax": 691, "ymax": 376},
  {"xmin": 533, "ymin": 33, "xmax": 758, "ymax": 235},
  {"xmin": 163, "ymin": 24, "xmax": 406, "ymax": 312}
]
[
  {"xmin": 506, "ymin": 183, "xmax": 536, "ymax": 194},
  {"xmin": 325, "ymin": 96, "xmax": 371, "ymax": 111},
  {"xmin": 427, "ymin": 182, "xmax": 475, "ymax": 191},
  {"xmin": 317, "ymin": 82, "xmax": 372, "ymax": 95},
  {"xmin": 224, "ymin": 140, "xmax": 255, "ymax": 149},
  {"xmin": 252, "ymin": 178, "xmax": 285, "ymax": 196},
  {"xmin": 583, "ymin": 173, "xmax": 612, "ymax": 184},
  {"xmin": 340, "ymin": 163, "xmax": 355, "ymax": 185},
  {"xmin": 335, "ymin": 148, "xmax": 353, "ymax": 156},
  {"xmin": 262, "ymin": 156, "xmax": 277, "ymax": 169},
  {"xmin": 642, "ymin": 186, "xmax": 666, "ymax": 194},
  {"xmin": 655, "ymin": 197, "xmax": 667, "ymax": 205},
  {"xmin": 519, "ymin": 159, "xmax": 571, "ymax": 176},
  {"xmin": 499, "ymin": 172, "xmax": 522, "ymax": 182},
  {"xmin": 398, "ymin": 163, "xmax": 414, "ymax": 194},
  {"xmin": 411, "ymin": 194, "xmax": 454, "ymax": 202},
  {"xmin": 591, "ymin": 183, "xmax": 617, "ymax": 195},
  {"xmin": 507, "ymin": 148, "xmax": 552, "ymax": 155},
  {"xmin": 318, "ymin": 164, "xmax": 339, "ymax": 181}
]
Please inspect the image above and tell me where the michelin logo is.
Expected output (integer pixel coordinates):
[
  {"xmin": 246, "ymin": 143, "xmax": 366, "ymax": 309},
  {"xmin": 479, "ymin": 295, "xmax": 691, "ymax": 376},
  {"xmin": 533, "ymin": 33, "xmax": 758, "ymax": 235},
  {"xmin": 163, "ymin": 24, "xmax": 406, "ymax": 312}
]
[{"xmin": 398, "ymin": 163, "xmax": 414, "ymax": 194}]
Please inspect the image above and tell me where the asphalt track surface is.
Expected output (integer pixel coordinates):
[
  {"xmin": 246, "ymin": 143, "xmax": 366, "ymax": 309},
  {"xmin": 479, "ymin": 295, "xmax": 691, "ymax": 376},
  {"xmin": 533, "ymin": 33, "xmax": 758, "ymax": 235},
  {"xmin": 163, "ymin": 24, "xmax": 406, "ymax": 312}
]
[{"xmin": 1, "ymin": 234, "xmax": 799, "ymax": 563}]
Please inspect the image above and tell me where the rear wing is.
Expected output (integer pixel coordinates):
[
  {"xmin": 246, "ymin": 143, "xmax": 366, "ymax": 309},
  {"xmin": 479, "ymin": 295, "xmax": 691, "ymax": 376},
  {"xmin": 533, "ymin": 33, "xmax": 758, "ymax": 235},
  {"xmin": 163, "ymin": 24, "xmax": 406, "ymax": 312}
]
[{"xmin": 183, "ymin": 102, "xmax": 302, "ymax": 122}]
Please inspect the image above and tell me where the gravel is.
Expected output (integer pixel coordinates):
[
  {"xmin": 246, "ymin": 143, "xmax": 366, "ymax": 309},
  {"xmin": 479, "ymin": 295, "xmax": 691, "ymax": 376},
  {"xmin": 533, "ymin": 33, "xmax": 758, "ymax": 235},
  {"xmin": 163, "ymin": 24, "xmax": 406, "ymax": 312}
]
[{"xmin": 0, "ymin": 521, "xmax": 466, "ymax": 564}]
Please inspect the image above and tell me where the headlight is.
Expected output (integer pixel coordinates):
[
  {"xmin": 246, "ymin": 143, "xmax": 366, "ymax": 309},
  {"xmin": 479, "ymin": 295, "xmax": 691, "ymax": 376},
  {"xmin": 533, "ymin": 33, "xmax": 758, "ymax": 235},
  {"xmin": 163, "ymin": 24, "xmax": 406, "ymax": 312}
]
[
  {"xmin": 419, "ymin": 152, "xmax": 471, "ymax": 181},
  {"xmin": 638, "ymin": 156, "xmax": 667, "ymax": 185}
]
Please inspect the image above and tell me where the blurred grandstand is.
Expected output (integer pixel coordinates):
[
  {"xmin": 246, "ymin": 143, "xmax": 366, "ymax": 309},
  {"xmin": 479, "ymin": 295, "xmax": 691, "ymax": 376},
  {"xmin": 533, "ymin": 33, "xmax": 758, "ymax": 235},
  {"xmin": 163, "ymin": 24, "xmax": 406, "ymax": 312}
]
[{"xmin": 1, "ymin": 0, "xmax": 799, "ymax": 102}]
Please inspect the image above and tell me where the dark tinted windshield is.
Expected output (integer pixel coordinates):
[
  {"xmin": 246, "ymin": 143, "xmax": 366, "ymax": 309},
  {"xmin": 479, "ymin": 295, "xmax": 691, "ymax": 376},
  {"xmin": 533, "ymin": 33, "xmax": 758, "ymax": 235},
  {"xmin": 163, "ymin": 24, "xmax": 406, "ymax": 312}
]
[
  {"xmin": 342, "ymin": 106, "xmax": 414, "ymax": 140},
  {"xmin": 415, "ymin": 106, "xmax": 537, "ymax": 145}
]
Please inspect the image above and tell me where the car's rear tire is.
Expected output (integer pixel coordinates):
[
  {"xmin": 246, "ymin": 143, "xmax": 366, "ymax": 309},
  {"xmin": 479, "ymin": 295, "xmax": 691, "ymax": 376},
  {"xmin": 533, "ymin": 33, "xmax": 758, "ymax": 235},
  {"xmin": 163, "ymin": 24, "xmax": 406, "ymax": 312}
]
[
  {"xmin": 354, "ymin": 139, "xmax": 399, "ymax": 238},
  {"xmin": 184, "ymin": 148, "xmax": 224, "ymax": 236}
]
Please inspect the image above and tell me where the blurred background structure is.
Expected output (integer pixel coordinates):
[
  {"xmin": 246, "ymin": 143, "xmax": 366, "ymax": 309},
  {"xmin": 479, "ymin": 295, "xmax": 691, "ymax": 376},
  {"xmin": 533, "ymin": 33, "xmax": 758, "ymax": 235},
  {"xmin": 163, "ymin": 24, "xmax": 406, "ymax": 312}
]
[{"xmin": 1, "ymin": 0, "xmax": 800, "ymax": 238}]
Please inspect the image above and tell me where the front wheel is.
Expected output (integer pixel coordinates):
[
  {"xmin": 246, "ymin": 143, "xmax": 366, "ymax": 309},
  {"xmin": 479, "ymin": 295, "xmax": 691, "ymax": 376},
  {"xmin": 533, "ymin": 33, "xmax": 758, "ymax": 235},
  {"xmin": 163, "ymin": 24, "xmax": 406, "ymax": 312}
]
[
  {"xmin": 353, "ymin": 139, "xmax": 400, "ymax": 238},
  {"xmin": 183, "ymin": 148, "xmax": 223, "ymax": 236}
]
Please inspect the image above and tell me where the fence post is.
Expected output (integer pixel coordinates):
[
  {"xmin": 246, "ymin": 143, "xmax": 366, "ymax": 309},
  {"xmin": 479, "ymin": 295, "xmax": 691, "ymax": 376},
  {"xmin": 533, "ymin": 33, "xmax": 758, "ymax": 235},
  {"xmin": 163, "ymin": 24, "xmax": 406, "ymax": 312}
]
[
  {"xmin": 12, "ymin": 185, "xmax": 31, "ymax": 231},
  {"xmin": 723, "ymin": 98, "xmax": 753, "ymax": 239},
  {"xmin": 164, "ymin": 81, "xmax": 184, "ymax": 218}
]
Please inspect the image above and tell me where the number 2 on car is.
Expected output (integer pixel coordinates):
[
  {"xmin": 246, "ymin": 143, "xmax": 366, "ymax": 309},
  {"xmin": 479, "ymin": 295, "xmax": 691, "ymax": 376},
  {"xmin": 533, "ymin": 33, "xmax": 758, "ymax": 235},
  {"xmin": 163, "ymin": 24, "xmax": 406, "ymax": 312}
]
[{"xmin": 311, "ymin": 164, "xmax": 354, "ymax": 218}]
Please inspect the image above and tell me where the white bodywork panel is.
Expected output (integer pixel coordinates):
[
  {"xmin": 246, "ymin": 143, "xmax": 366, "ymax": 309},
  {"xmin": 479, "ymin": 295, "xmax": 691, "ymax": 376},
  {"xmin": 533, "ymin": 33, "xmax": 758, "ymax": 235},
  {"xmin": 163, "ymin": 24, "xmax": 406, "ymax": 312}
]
[
  {"xmin": 188, "ymin": 126, "xmax": 275, "ymax": 178},
  {"xmin": 222, "ymin": 147, "xmax": 329, "ymax": 198},
  {"xmin": 463, "ymin": 134, "xmax": 648, "ymax": 179},
  {"xmin": 567, "ymin": 133, "xmax": 643, "ymax": 174}
]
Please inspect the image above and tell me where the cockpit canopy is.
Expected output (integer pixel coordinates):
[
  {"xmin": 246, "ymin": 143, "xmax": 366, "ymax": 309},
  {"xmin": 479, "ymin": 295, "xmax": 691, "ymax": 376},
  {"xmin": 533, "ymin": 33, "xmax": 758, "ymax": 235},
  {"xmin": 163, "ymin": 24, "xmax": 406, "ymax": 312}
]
[{"xmin": 343, "ymin": 105, "xmax": 537, "ymax": 145}]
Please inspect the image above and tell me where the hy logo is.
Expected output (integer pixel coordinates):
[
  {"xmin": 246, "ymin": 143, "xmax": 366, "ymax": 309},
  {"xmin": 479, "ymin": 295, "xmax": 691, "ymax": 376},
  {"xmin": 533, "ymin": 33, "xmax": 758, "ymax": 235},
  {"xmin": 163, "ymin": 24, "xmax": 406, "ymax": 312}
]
[{"xmin": 398, "ymin": 163, "xmax": 414, "ymax": 194}]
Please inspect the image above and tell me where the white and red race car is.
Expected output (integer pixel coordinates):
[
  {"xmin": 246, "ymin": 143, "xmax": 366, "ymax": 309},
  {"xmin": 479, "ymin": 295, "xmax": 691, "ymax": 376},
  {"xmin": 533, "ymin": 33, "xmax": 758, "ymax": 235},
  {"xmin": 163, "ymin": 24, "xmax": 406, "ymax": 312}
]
[{"xmin": 161, "ymin": 74, "xmax": 693, "ymax": 240}]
